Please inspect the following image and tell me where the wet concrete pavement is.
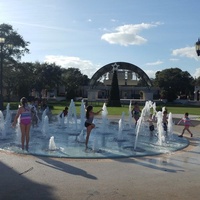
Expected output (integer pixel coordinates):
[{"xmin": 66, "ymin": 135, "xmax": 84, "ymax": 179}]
[{"xmin": 0, "ymin": 114, "xmax": 200, "ymax": 200}]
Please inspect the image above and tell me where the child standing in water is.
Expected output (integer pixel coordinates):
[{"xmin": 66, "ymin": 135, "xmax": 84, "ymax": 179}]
[
  {"xmin": 147, "ymin": 114, "xmax": 155, "ymax": 138},
  {"xmin": 12, "ymin": 97, "xmax": 32, "ymax": 150},
  {"xmin": 84, "ymin": 105, "xmax": 102, "ymax": 150},
  {"xmin": 177, "ymin": 112, "xmax": 194, "ymax": 137},
  {"xmin": 162, "ymin": 110, "xmax": 168, "ymax": 135},
  {"xmin": 131, "ymin": 102, "xmax": 141, "ymax": 126},
  {"xmin": 60, "ymin": 106, "xmax": 68, "ymax": 118}
]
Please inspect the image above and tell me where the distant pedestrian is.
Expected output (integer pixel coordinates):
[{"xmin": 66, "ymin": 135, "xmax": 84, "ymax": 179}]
[{"xmin": 177, "ymin": 112, "xmax": 194, "ymax": 137}]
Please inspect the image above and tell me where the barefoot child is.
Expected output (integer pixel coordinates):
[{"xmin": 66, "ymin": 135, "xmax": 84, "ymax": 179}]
[
  {"xmin": 12, "ymin": 97, "xmax": 32, "ymax": 150},
  {"xmin": 177, "ymin": 112, "xmax": 194, "ymax": 137},
  {"xmin": 131, "ymin": 102, "xmax": 141, "ymax": 126},
  {"xmin": 147, "ymin": 114, "xmax": 155, "ymax": 138},
  {"xmin": 162, "ymin": 110, "xmax": 168, "ymax": 136},
  {"xmin": 84, "ymin": 105, "xmax": 103, "ymax": 150}
]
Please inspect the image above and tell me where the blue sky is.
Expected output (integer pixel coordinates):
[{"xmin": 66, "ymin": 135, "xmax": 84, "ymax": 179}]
[{"xmin": 1, "ymin": 0, "xmax": 200, "ymax": 79}]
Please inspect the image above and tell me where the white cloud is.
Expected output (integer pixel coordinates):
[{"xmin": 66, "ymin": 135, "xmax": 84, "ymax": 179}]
[
  {"xmin": 144, "ymin": 70, "xmax": 157, "ymax": 79},
  {"xmin": 171, "ymin": 46, "xmax": 198, "ymax": 60},
  {"xmin": 44, "ymin": 55, "xmax": 161, "ymax": 79},
  {"xmin": 145, "ymin": 60, "xmax": 163, "ymax": 66},
  {"xmin": 193, "ymin": 68, "xmax": 200, "ymax": 78},
  {"xmin": 170, "ymin": 58, "xmax": 179, "ymax": 61},
  {"xmin": 43, "ymin": 55, "xmax": 158, "ymax": 79},
  {"xmin": 101, "ymin": 22, "xmax": 162, "ymax": 46},
  {"xmin": 110, "ymin": 19, "xmax": 118, "ymax": 22},
  {"xmin": 44, "ymin": 55, "xmax": 101, "ymax": 78}
]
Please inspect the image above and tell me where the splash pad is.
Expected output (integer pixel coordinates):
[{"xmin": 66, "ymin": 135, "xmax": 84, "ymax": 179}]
[{"xmin": 0, "ymin": 100, "xmax": 188, "ymax": 159}]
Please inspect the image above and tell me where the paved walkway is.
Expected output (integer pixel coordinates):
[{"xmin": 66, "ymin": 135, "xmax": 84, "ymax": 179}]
[{"xmin": 0, "ymin": 114, "xmax": 200, "ymax": 200}]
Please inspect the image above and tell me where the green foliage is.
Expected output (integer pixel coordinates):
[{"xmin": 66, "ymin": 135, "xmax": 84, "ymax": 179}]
[
  {"xmin": 195, "ymin": 76, "xmax": 200, "ymax": 85},
  {"xmin": 0, "ymin": 24, "xmax": 90, "ymax": 102},
  {"xmin": 33, "ymin": 63, "xmax": 63, "ymax": 91},
  {"xmin": 0, "ymin": 23, "xmax": 30, "ymax": 101},
  {"xmin": 3, "ymin": 59, "xmax": 90, "ymax": 101},
  {"xmin": 62, "ymin": 68, "xmax": 90, "ymax": 100},
  {"xmin": 0, "ymin": 23, "xmax": 29, "ymax": 61},
  {"xmin": 154, "ymin": 68, "xmax": 194, "ymax": 102}
]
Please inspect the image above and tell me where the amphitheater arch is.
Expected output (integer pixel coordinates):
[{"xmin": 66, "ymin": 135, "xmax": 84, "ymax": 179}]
[{"xmin": 89, "ymin": 61, "xmax": 152, "ymax": 89}]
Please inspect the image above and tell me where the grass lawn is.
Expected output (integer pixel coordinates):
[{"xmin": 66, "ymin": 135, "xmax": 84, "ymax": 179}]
[
  {"xmin": 162, "ymin": 106, "xmax": 200, "ymax": 115},
  {"xmin": 5, "ymin": 101, "xmax": 200, "ymax": 116},
  {"xmin": 51, "ymin": 102, "xmax": 200, "ymax": 116}
]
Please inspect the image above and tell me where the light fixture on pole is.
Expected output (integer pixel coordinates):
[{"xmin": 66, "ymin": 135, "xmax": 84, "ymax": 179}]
[
  {"xmin": 0, "ymin": 37, "xmax": 13, "ymax": 111},
  {"xmin": 195, "ymin": 38, "xmax": 200, "ymax": 56},
  {"xmin": 0, "ymin": 37, "xmax": 5, "ymax": 111}
]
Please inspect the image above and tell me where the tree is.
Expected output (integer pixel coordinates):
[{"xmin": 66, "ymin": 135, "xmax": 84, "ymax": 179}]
[
  {"xmin": 0, "ymin": 24, "xmax": 30, "ymax": 105},
  {"xmin": 107, "ymin": 69, "xmax": 121, "ymax": 107},
  {"xmin": 195, "ymin": 76, "xmax": 200, "ymax": 86},
  {"xmin": 4, "ymin": 62, "xmax": 36, "ymax": 100},
  {"xmin": 0, "ymin": 23, "xmax": 30, "ymax": 62},
  {"xmin": 154, "ymin": 68, "xmax": 194, "ymax": 101},
  {"xmin": 62, "ymin": 68, "xmax": 89, "ymax": 100},
  {"xmin": 25, "ymin": 62, "xmax": 64, "ymax": 100},
  {"xmin": 34, "ymin": 63, "xmax": 62, "ymax": 92}
]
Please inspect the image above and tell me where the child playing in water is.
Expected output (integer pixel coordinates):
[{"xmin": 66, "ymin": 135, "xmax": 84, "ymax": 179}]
[
  {"xmin": 177, "ymin": 112, "xmax": 194, "ymax": 138},
  {"xmin": 131, "ymin": 102, "xmax": 141, "ymax": 126},
  {"xmin": 147, "ymin": 114, "xmax": 155, "ymax": 138},
  {"xmin": 162, "ymin": 110, "xmax": 168, "ymax": 135},
  {"xmin": 60, "ymin": 106, "xmax": 68, "ymax": 118},
  {"xmin": 84, "ymin": 105, "xmax": 103, "ymax": 150},
  {"xmin": 12, "ymin": 97, "xmax": 31, "ymax": 151},
  {"xmin": 31, "ymin": 99, "xmax": 39, "ymax": 127}
]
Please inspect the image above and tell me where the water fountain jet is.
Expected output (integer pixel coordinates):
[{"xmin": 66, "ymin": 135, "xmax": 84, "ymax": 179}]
[{"xmin": 0, "ymin": 102, "xmax": 189, "ymax": 158}]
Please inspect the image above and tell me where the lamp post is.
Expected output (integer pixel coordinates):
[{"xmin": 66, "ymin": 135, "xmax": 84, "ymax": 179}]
[
  {"xmin": 194, "ymin": 39, "xmax": 200, "ymax": 101},
  {"xmin": 195, "ymin": 38, "xmax": 200, "ymax": 56},
  {"xmin": 0, "ymin": 37, "xmax": 5, "ymax": 111},
  {"xmin": 0, "ymin": 37, "xmax": 13, "ymax": 111}
]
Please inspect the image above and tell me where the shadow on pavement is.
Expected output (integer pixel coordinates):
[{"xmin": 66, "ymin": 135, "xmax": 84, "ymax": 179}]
[
  {"xmin": 36, "ymin": 157, "xmax": 97, "ymax": 180},
  {"xmin": 0, "ymin": 161, "xmax": 55, "ymax": 200}
]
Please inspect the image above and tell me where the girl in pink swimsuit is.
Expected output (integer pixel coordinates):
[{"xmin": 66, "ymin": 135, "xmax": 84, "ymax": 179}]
[
  {"xmin": 13, "ymin": 97, "xmax": 31, "ymax": 150},
  {"xmin": 177, "ymin": 112, "xmax": 194, "ymax": 138}
]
